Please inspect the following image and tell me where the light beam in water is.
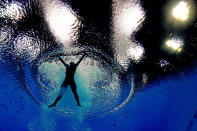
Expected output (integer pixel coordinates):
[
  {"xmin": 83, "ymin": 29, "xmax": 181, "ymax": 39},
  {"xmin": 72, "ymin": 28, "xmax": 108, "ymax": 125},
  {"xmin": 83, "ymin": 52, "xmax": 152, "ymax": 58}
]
[
  {"xmin": 112, "ymin": 0, "xmax": 145, "ymax": 67},
  {"xmin": 172, "ymin": 1, "xmax": 190, "ymax": 21},
  {"xmin": 43, "ymin": 0, "xmax": 80, "ymax": 45},
  {"xmin": 165, "ymin": 37, "xmax": 184, "ymax": 53},
  {"xmin": 127, "ymin": 44, "xmax": 144, "ymax": 62}
]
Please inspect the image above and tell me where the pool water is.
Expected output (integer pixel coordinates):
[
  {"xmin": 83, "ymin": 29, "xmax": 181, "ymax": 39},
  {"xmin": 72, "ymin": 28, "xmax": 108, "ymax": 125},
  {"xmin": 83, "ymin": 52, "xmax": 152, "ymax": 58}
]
[{"xmin": 1, "ymin": 58, "xmax": 197, "ymax": 131}]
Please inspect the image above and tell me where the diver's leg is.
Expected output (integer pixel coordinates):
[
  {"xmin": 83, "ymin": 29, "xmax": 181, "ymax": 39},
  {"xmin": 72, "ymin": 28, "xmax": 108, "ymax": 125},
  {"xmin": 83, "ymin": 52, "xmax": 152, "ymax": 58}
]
[
  {"xmin": 48, "ymin": 84, "xmax": 67, "ymax": 108},
  {"xmin": 70, "ymin": 82, "xmax": 81, "ymax": 107},
  {"xmin": 48, "ymin": 95, "xmax": 62, "ymax": 108}
]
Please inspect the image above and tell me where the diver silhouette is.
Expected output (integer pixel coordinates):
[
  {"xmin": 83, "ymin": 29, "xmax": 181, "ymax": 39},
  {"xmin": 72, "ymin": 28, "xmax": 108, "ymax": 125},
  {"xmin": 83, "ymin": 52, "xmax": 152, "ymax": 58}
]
[{"xmin": 48, "ymin": 54, "xmax": 86, "ymax": 108}]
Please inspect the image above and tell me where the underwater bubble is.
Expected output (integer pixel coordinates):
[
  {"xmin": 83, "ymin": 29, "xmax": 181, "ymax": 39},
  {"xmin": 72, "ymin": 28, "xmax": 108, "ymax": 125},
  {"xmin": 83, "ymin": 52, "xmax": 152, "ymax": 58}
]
[
  {"xmin": 12, "ymin": 33, "xmax": 41, "ymax": 61},
  {"xmin": 0, "ymin": 27, "xmax": 13, "ymax": 44},
  {"xmin": 24, "ymin": 51, "xmax": 133, "ymax": 118}
]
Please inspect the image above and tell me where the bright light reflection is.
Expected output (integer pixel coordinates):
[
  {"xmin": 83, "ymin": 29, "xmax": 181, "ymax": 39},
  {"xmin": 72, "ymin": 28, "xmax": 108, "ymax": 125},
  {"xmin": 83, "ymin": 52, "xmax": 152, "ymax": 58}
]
[
  {"xmin": 45, "ymin": 0, "xmax": 80, "ymax": 44},
  {"xmin": 114, "ymin": 2, "xmax": 145, "ymax": 35},
  {"xmin": 128, "ymin": 44, "xmax": 144, "ymax": 62},
  {"xmin": 159, "ymin": 59, "xmax": 169, "ymax": 67},
  {"xmin": 172, "ymin": 1, "xmax": 190, "ymax": 21},
  {"xmin": 112, "ymin": 0, "xmax": 145, "ymax": 68},
  {"xmin": 165, "ymin": 38, "xmax": 183, "ymax": 52}
]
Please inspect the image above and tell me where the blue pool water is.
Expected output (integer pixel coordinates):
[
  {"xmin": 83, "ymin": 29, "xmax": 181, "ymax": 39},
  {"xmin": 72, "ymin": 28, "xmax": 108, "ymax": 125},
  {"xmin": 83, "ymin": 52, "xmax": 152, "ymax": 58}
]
[{"xmin": 1, "ymin": 60, "xmax": 197, "ymax": 131}]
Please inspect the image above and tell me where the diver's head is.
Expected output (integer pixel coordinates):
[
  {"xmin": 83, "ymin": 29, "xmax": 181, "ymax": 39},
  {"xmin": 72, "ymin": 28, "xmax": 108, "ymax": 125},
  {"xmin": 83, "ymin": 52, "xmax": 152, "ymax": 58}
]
[{"xmin": 70, "ymin": 62, "xmax": 75, "ymax": 66}]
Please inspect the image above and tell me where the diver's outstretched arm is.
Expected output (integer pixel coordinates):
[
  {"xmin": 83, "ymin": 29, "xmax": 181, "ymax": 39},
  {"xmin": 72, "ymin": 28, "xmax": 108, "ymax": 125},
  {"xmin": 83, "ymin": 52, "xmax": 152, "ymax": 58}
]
[
  {"xmin": 75, "ymin": 54, "xmax": 86, "ymax": 67},
  {"xmin": 58, "ymin": 56, "xmax": 69, "ymax": 68}
]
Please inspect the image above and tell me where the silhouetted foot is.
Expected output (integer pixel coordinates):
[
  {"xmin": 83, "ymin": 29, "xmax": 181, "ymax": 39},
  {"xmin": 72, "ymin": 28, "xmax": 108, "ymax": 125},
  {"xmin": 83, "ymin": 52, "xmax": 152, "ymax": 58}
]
[
  {"xmin": 77, "ymin": 103, "xmax": 81, "ymax": 107},
  {"xmin": 48, "ymin": 103, "xmax": 56, "ymax": 108}
]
